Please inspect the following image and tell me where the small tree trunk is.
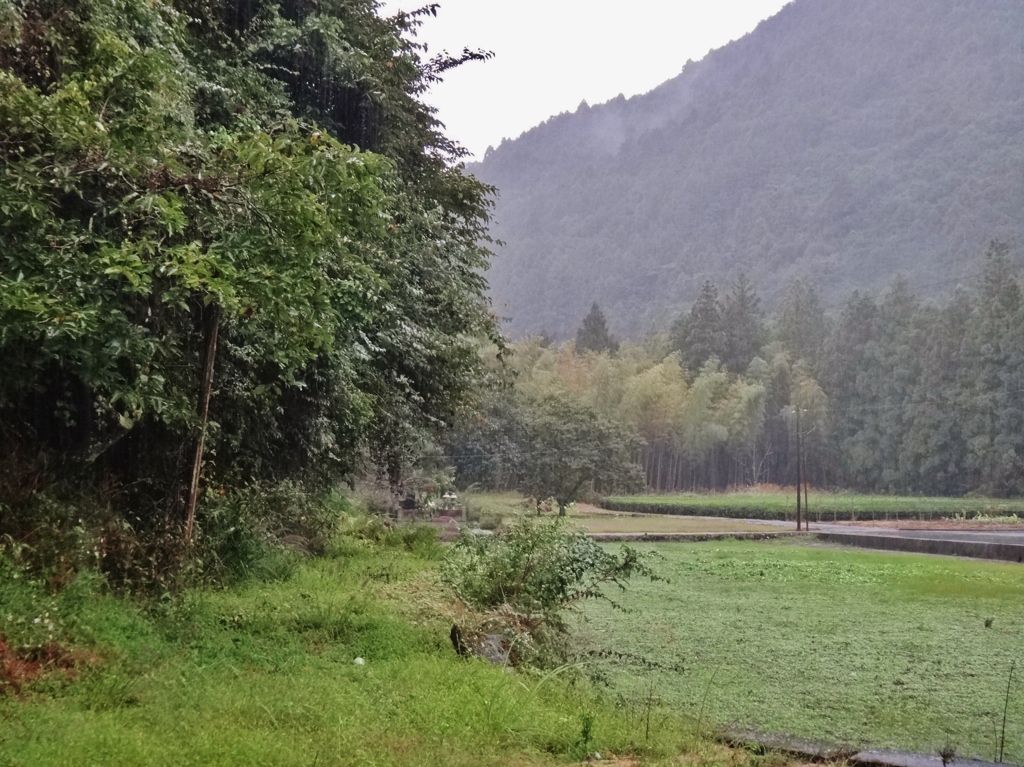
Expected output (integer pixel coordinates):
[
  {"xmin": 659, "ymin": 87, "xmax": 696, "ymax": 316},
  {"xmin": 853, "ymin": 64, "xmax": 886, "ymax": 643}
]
[{"xmin": 184, "ymin": 304, "xmax": 220, "ymax": 547}]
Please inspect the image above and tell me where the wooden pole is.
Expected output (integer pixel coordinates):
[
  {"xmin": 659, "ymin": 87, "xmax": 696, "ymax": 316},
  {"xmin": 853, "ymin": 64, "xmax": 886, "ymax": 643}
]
[
  {"xmin": 795, "ymin": 407, "xmax": 802, "ymax": 532},
  {"xmin": 802, "ymin": 435, "xmax": 810, "ymax": 525},
  {"xmin": 184, "ymin": 304, "xmax": 220, "ymax": 547}
]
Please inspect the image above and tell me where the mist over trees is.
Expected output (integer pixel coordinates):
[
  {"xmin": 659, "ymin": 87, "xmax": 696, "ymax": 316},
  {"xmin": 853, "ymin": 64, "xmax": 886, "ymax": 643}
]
[
  {"xmin": 450, "ymin": 245, "xmax": 1024, "ymax": 498},
  {"xmin": 473, "ymin": 0, "xmax": 1024, "ymax": 338}
]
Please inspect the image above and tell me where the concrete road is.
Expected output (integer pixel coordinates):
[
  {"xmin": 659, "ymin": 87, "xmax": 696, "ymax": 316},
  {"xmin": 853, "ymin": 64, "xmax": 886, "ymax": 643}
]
[{"xmin": 808, "ymin": 523, "xmax": 1024, "ymax": 546}]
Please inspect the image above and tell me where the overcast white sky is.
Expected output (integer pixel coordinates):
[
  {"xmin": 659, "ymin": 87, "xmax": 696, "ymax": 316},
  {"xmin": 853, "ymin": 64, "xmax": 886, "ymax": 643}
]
[{"xmin": 381, "ymin": 0, "xmax": 792, "ymax": 158}]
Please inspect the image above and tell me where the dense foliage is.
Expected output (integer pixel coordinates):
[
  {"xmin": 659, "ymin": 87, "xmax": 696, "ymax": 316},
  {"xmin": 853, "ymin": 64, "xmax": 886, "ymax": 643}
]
[
  {"xmin": 518, "ymin": 393, "xmax": 642, "ymax": 514},
  {"xmin": 473, "ymin": 0, "xmax": 1024, "ymax": 338},
  {"xmin": 0, "ymin": 0, "xmax": 498, "ymax": 552},
  {"xmin": 442, "ymin": 515, "xmax": 656, "ymax": 662},
  {"xmin": 451, "ymin": 245, "xmax": 1024, "ymax": 497}
]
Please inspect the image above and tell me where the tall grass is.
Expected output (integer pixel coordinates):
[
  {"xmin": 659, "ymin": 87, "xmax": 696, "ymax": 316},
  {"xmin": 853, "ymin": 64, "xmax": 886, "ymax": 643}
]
[{"xmin": 0, "ymin": 516, "xmax": 730, "ymax": 767}]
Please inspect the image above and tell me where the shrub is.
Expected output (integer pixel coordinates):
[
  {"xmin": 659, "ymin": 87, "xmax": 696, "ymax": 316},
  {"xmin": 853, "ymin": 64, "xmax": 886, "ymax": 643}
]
[
  {"xmin": 1, "ymin": 483, "xmax": 352, "ymax": 591},
  {"xmin": 0, "ymin": 491, "xmax": 184, "ymax": 592},
  {"xmin": 355, "ymin": 481, "xmax": 402, "ymax": 518},
  {"xmin": 333, "ymin": 514, "xmax": 442, "ymax": 560},
  {"xmin": 191, "ymin": 483, "xmax": 352, "ymax": 583},
  {"xmin": 441, "ymin": 517, "xmax": 657, "ymax": 663}
]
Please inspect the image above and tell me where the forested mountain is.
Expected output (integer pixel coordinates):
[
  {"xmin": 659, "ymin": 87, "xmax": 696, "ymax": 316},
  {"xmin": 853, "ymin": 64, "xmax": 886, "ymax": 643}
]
[{"xmin": 472, "ymin": 0, "xmax": 1024, "ymax": 338}]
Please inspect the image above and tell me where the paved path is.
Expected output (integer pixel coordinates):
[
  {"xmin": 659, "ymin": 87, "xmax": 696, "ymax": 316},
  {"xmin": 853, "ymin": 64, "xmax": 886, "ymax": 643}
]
[
  {"xmin": 818, "ymin": 526, "xmax": 1024, "ymax": 545},
  {"xmin": 596, "ymin": 510, "xmax": 1024, "ymax": 561},
  {"xmin": 723, "ymin": 728, "xmax": 1008, "ymax": 767},
  {"xmin": 806, "ymin": 521, "xmax": 1024, "ymax": 545},
  {"xmin": 725, "ymin": 515, "xmax": 1024, "ymax": 544}
]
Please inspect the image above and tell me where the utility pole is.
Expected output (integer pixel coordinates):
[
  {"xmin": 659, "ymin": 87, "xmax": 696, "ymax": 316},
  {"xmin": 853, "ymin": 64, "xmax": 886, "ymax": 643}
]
[
  {"xmin": 795, "ymin": 406, "xmax": 802, "ymax": 532},
  {"xmin": 801, "ymin": 421, "xmax": 810, "ymax": 525}
]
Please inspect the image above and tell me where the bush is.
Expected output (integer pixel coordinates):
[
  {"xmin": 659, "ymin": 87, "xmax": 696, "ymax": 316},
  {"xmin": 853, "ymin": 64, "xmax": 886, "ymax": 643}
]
[
  {"xmin": 354, "ymin": 481, "xmax": 402, "ymax": 518},
  {"xmin": 191, "ymin": 483, "xmax": 353, "ymax": 583},
  {"xmin": 0, "ymin": 491, "xmax": 184, "ymax": 593},
  {"xmin": 441, "ymin": 517, "xmax": 657, "ymax": 663},
  {"xmin": 0, "ymin": 483, "xmax": 354, "ymax": 592},
  {"xmin": 332, "ymin": 514, "xmax": 442, "ymax": 560}
]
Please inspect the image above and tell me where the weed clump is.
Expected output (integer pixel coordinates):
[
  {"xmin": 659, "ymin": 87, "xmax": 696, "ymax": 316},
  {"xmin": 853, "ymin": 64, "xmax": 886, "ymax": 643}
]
[{"xmin": 441, "ymin": 516, "xmax": 658, "ymax": 665}]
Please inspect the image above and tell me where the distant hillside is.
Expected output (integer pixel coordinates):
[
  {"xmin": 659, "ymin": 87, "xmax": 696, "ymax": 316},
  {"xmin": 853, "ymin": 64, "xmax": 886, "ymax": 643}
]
[{"xmin": 471, "ymin": 0, "xmax": 1024, "ymax": 338}]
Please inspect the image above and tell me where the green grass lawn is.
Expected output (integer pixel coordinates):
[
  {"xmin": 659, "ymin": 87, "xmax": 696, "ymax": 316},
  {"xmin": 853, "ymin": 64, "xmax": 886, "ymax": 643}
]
[
  {"xmin": 602, "ymin": 492, "xmax": 1024, "ymax": 521},
  {"xmin": 462, "ymin": 490, "xmax": 533, "ymax": 521},
  {"xmin": 0, "ymin": 524, "xmax": 754, "ymax": 767},
  {"xmin": 579, "ymin": 539, "xmax": 1024, "ymax": 762}
]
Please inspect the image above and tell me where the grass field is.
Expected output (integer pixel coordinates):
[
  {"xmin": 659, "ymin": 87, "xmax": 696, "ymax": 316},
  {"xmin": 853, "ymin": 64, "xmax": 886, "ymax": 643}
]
[
  {"xmin": 601, "ymin": 491, "xmax": 1024, "ymax": 521},
  {"xmin": 580, "ymin": 539, "xmax": 1024, "ymax": 762},
  {"xmin": 463, "ymin": 492, "xmax": 779, "ymax": 534},
  {"xmin": 1, "ymin": 522, "xmax": 778, "ymax": 767}
]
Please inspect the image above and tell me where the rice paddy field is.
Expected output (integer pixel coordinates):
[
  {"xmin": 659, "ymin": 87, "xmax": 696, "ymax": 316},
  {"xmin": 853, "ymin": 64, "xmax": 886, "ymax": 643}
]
[
  {"xmin": 601, "ymin": 492, "xmax": 1024, "ymax": 521},
  {"xmin": 462, "ymin": 492, "xmax": 780, "ymax": 534},
  {"xmin": 580, "ymin": 539, "xmax": 1024, "ymax": 763}
]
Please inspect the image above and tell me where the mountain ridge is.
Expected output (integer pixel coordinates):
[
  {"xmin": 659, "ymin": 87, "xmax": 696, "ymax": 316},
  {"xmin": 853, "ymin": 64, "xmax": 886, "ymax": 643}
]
[{"xmin": 471, "ymin": 0, "xmax": 1024, "ymax": 338}]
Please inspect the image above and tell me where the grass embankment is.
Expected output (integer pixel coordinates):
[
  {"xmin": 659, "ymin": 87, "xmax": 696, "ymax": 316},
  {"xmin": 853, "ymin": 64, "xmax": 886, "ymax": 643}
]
[
  {"xmin": 582, "ymin": 539, "xmax": 1024, "ymax": 762},
  {"xmin": 464, "ymin": 492, "xmax": 779, "ymax": 534},
  {"xmin": 601, "ymin": 491, "xmax": 1024, "ymax": 522},
  {"xmin": 1, "ymin": 520, "xmax": 768, "ymax": 767}
]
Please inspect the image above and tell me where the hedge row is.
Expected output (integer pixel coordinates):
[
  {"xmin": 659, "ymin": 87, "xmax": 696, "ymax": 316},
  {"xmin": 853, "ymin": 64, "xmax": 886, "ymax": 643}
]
[{"xmin": 598, "ymin": 500, "xmax": 976, "ymax": 522}]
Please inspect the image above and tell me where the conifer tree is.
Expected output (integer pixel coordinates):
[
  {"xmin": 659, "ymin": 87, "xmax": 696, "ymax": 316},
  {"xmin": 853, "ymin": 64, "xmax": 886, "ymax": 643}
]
[
  {"xmin": 959, "ymin": 241, "xmax": 1024, "ymax": 495},
  {"xmin": 575, "ymin": 302, "xmax": 619, "ymax": 354},
  {"xmin": 821, "ymin": 291, "xmax": 880, "ymax": 489},
  {"xmin": 673, "ymin": 280, "xmax": 726, "ymax": 373},
  {"xmin": 901, "ymin": 290, "xmax": 972, "ymax": 494},
  {"xmin": 871, "ymin": 278, "xmax": 922, "ymax": 490},
  {"xmin": 776, "ymin": 279, "xmax": 828, "ymax": 370},
  {"xmin": 722, "ymin": 273, "xmax": 766, "ymax": 373}
]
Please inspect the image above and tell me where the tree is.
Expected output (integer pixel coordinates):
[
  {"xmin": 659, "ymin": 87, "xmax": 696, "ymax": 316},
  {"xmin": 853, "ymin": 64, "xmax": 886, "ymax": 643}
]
[
  {"xmin": 775, "ymin": 279, "xmax": 828, "ymax": 370},
  {"xmin": 620, "ymin": 354, "xmax": 688, "ymax": 490},
  {"xmin": 672, "ymin": 280, "xmax": 726, "ymax": 373},
  {"xmin": 0, "ymin": 0, "xmax": 500, "ymax": 543},
  {"xmin": 721, "ymin": 273, "xmax": 766, "ymax": 373},
  {"xmin": 820, "ymin": 290, "xmax": 882, "ymax": 489},
  {"xmin": 520, "ymin": 394, "xmax": 642, "ymax": 515},
  {"xmin": 958, "ymin": 242, "xmax": 1024, "ymax": 495},
  {"xmin": 674, "ymin": 359, "xmax": 730, "ymax": 486},
  {"xmin": 901, "ymin": 290, "xmax": 972, "ymax": 495},
  {"xmin": 575, "ymin": 302, "xmax": 619, "ymax": 354}
]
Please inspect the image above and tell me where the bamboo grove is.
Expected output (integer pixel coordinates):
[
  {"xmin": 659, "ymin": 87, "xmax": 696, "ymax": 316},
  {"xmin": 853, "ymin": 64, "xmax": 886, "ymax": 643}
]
[{"xmin": 450, "ymin": 243, "xmax": 1024, "ymax": 498}]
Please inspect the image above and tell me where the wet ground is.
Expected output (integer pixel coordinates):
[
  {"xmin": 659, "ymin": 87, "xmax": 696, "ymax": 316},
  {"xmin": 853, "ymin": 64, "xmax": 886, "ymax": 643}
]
[{"xmin": 585, "ymin": 506, "xmax": 1024, "ymax": 559}]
